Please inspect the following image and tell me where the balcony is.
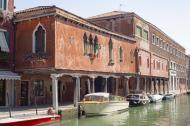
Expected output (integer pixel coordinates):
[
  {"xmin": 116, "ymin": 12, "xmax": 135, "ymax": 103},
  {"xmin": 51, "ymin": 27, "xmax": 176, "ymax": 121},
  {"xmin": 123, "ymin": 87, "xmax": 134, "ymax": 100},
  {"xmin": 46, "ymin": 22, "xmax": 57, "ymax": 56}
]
[{"xmin": 24, "ymin": 53, "xmax": 48, "ymax": 63}]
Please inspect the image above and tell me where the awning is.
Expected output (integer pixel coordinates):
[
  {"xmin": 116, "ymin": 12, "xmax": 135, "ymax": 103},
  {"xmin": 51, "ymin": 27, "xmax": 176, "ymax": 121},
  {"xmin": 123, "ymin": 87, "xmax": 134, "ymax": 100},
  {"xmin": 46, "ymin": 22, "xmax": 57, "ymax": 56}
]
[
  {"xmin": 0, "ymin": 31, "xmax": 9, "ymax": 52},
  {"xmin": 0, "ymin": 71, "xmax": 21, "ymax": 80}
]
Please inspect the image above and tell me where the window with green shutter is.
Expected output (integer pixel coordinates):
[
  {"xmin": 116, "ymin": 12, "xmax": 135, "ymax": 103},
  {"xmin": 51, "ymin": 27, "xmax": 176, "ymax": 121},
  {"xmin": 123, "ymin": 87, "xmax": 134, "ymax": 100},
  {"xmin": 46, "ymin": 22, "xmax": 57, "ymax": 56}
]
[
  {"xmin": 0, "ymin": 0, "xmax": 7, "ymax": 10},
  {"xmin": 3, "ymin": 0, "xmax": 6, "ymax": 10},
  {"xmin": 143, "ymin": 30, "xmax": 148, "ymax": 40},
  {"xmin": 136, "ymin": 26, "xmax": 142, "ymax": 37}
]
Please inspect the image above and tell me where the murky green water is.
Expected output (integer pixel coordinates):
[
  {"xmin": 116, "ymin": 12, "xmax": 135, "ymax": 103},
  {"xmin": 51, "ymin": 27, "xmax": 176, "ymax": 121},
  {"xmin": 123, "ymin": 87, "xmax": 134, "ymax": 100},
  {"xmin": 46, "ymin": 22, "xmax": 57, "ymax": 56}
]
[{"xmin": 45, "ymin": 94, "xmax": 190, "ymax": 126}]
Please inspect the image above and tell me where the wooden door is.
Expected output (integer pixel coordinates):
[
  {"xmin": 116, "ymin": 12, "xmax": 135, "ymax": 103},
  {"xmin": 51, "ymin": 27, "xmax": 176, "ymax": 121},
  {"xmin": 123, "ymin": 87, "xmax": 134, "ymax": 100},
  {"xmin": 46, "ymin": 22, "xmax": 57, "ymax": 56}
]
[{"xmin": 20, "ymin": 81, "xmax": 29, "ymax": 106}]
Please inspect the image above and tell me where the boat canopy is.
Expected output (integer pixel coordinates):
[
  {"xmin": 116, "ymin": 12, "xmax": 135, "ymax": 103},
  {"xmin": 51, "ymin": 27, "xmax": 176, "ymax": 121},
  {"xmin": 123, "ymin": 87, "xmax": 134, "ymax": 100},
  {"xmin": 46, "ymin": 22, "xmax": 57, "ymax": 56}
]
[{"xmin": 85, "ymin": 93, "xmax": 109, "ymax": 98}]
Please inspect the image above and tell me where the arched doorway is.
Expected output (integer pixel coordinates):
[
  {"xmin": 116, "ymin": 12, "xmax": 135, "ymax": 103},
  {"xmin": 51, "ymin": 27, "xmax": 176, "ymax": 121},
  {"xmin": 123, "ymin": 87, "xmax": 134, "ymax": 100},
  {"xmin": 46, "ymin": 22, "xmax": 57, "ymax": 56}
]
[
  {"xmin": 107, "ymin": 77, "xmax": 115, "ymax": 95},
  {"xmin": 95, "ymin": 76, "xmax": 104, "ymax": 92}
]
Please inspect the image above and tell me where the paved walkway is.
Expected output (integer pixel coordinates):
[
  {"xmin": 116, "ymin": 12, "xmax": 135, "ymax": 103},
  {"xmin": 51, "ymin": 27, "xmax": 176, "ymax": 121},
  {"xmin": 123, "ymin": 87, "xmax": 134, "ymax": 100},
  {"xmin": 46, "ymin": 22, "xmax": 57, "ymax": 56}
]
[{"xmin": 0, "ymin": 104, "xmax": 74, "ymax": 119}]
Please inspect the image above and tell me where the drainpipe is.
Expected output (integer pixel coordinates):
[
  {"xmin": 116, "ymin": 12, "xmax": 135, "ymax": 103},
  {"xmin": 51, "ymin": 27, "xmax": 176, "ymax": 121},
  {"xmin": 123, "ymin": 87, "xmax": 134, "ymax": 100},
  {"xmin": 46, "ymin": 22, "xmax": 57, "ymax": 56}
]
[{"xmin": 12, "ymin": 15, "xmax": 16, "ymax": 71}]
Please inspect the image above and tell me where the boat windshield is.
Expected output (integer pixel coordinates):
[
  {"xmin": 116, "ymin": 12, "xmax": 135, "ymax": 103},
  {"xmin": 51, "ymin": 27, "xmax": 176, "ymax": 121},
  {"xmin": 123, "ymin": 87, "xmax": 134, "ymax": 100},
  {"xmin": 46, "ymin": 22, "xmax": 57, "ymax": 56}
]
[
  {"xmin": 109, "ymin": 95, "xmax": 126, "ymax": 101},
  {"xmin": 127, "ymin": 95, "xmax": 140, "ymax": 99},
  {"xmin": 84, "ymin": 95, "xmax": 109, "ymax": 102}
]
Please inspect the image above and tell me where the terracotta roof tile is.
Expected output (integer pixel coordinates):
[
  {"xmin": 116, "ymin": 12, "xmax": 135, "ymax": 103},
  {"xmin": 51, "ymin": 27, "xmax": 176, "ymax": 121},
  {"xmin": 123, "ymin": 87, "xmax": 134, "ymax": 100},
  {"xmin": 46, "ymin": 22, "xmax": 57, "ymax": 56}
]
[{"xmin": 88, "ymin": 11, "xmax": 132, "ymax": 19}]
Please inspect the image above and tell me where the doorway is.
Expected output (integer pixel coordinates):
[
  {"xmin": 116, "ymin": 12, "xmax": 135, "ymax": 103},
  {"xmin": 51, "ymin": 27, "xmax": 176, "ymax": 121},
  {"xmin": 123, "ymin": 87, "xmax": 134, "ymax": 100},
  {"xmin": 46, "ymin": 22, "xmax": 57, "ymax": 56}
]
[
  {"xmin": 95, "ymin": 76, "xmax": 104, "ymax": 92},
  {"xmin": 0, "ymin": 80, "xmax": 6, "ymax": 106},
  {"xmin": 20, "ymin": 81, "xmax": 29, "ymax": 106}
]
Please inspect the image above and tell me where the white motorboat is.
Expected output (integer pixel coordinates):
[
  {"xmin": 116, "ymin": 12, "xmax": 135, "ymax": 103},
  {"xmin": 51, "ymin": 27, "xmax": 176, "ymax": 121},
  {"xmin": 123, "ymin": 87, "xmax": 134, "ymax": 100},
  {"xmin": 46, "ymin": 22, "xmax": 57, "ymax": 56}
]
[
  {"xmin": 127, "ymin": 93, "xmax": 150, "ymax": 106},
  {"xmin": 148, "ymin": 94, "xmax": 163, "ymax": 103},
  {"xmin": 79, "ymin": 93, "xmax": 129, "ymax": 116},
  {"xmin": 163, "ymin": 93, "xmax": 176, "ymax": 100}
]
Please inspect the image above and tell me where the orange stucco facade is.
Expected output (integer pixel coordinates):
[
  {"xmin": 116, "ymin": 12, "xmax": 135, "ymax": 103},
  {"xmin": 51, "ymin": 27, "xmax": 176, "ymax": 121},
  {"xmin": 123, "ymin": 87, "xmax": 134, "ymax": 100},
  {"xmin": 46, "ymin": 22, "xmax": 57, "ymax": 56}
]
[
  {"xmin": 55, "ymin": 18, "xmax": 136, "ymax": 74},
  {"xmin": 15, "ymin": 14, "xmax": 137, "ymax": 74}
]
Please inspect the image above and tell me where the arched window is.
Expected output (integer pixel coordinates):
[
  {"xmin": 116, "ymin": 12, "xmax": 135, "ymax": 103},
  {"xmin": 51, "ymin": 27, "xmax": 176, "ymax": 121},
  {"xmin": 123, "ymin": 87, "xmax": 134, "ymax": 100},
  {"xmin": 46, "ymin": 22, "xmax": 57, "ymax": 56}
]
[
  {"xmin": 153, "ymin": 60, "xmax": 155, "ymax": 69},
  {"xmin": 109, "ymin": 38, "xmax": 114, "ymax": 63},
  {"xmin": 130, "ymin": 50, "xmax": 134, "ymax": 63},
  {"xmin": 119, "ymin": 47, "xmax": 123, "ymax": 62},
  {"xmin": 139, "ymin": 55, "xmax": 142, "ymax": 66},
  {"xmin": 83, "ymin": 32, "xmax": 88, "ymax": 55},
  {"xmin": 33, "ymin": 24, "xmax": 46, "ymax": 53},
  {"xmin": 147, "ymin": 58, "xmax": 149, "ymax": 68},
  {"xmin": 89, "ymin": 34, "xmax": 94, "ymax": 55},
  {"xmin": 94, "ymin": 35, "xmax": 99, "ymax": 56}
]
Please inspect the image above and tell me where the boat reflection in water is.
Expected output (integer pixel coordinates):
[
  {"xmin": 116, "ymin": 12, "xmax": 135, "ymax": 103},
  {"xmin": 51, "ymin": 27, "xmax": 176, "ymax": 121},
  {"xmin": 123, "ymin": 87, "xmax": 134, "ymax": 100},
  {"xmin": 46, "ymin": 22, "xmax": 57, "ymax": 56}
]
[
  {"xmin": 43, "ymin": 111, "xmax": 129, "ymax": 126},
  {"xmin": 42, "ymin": 95, "xmax": 190, "ymax": 126}
]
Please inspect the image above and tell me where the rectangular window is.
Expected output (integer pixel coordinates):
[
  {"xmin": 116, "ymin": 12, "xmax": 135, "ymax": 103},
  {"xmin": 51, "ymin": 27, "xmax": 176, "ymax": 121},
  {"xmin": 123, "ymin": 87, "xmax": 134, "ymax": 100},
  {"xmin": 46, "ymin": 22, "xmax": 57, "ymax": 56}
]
[
  {"xmin": 157, "ymin": 61, "xmax": 160, "ymax": 70},
  {"xmin": 156, "ymin": 37, "xmax": 159, "ymax": 46},
  {"xmin": 160, "ymin": 39, "xmax": 163, "ymax": 48},
  {"xmin": 147, "ymin": 58, "xmax": 149, "ymax": 68},
  {"xmin": 136, "ymin": 26, "xmax": 142, "ymax": 37},
  {"xmin": 152, "ymin": 34, "xmax": 155, "ymax": 44},
  {"xmin": 34, "ymin": 80, "xmax": 44, "ymax": 96},
  {"xmin": 143, "ymin": 30, "xmax": 148, "ymax": 40},
  {"xmin": 153, "ymin": 60, "xmax": 155, "ymax": 69},
  {"xmin": 119, "ymin": 47, "xmax": 123, "ymax": 62},
  {"xmin": 0, "ymin": 0, "xmax": 7, "ymax": 10},
  {"xmin": 139, "ymin": 56, "xmax": 142, "ymax": 66}
]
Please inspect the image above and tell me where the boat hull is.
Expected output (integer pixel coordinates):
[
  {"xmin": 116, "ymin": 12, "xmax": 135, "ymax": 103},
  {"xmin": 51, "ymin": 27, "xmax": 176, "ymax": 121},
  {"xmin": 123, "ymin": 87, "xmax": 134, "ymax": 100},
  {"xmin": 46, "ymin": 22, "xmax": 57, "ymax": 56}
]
[
  {"xmin": 80, "ymin": 101, "xmax": 129, "ymax": 116},
  {"xmin": 148, "ymin": 95, "xmax": 163, "ymax": 103},
  {"xmin": 0, "ymin": 115, "xmax": 60, "ymax": 126},
  {"xmin": 163, "ymin": 94, "xmax": 175, "ymax": 100},
  {"xmin": 128, "ymin": 99, "xmax": 149, "ymax": 106}
]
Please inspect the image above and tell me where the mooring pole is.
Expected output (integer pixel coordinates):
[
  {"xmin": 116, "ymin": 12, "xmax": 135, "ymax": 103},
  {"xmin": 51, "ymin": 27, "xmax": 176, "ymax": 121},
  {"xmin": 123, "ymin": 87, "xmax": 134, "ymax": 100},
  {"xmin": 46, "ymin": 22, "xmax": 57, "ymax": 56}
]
[{"xmin": 33, "ymin": 85, "xmax": 38, "ymax": 115}]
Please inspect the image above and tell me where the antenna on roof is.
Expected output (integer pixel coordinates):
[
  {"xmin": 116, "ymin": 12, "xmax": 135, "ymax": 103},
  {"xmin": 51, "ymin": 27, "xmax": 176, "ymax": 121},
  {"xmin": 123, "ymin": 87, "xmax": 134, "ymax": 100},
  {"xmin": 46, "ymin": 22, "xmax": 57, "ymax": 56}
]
[{"xmin": 119, "ymin": 4, "xmax": 125, "ymax": 11}]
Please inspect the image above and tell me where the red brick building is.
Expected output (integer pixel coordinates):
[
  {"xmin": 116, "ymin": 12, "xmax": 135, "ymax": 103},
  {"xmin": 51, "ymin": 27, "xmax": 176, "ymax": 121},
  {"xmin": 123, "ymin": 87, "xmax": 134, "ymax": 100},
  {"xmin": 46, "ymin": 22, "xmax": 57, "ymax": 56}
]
[
  {"xmin": 88, "ymin": 11, "xmax": 177, "ymax": 94},
  {"xmin": 14, "ymin": 6, "xmax": 137, "ymax": 109},
  {"xmin": 0, "ymin": 0, "xmax": 20, "ymax": 107}
]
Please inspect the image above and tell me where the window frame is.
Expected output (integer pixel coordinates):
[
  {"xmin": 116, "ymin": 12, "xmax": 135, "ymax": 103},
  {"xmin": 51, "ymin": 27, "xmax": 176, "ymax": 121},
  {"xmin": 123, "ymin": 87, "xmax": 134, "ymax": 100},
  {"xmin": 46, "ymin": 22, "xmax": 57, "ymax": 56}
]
[
  {"xmin": 0, "ymin": 0, "xmax": 7, "ymax": 10},
  {"xmin": 34, "ymin": 80, "xmax": 44, "ymax": 97},
  {"xmin": 135, "ymin": 26, "xmax": 142, "ymax": 37},
  {"xmin": 109, "ymin": 38, "xmax": 114, "ymax": 63},
  {"xmin": 119, "ymin": 47, "xmax": 124, "ymax": 63},
  {"xmin": 142, "ymin": 30, "xmax": 149, "ymax": 40},
  {"xmin": 152, "ymin": 34, "xmax": 155, "ymax": 44},
  {"xmin": 32, "ymin": 23, "xmax": 46, "ymax": 53}
]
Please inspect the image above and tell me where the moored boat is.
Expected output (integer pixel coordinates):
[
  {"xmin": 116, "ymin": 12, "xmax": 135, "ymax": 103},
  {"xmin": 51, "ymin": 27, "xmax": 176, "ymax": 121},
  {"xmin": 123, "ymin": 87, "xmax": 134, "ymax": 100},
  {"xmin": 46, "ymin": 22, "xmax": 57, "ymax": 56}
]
[
  {"xmin": 127, "ymin": 93, "xmax": 150, "ymax": 106},
  {"xmin": 0, "ymin": 115, "xmax": 61, "ymax": 126},
  {"xmin": 79, "ymin": 93, "xmax": 129, "ymax": 116},
  {"xmin": 163, "ymin": 93, "xmax": 176, "ymax": 100},
  {"xmin": 148, "ymin": 94, "xmax": 163, "ymax": 103}
]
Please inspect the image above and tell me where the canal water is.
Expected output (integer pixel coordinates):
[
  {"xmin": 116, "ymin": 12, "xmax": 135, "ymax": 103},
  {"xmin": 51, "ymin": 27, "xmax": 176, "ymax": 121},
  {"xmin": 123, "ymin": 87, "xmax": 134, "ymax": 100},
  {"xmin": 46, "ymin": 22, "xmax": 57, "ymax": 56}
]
[{"xmin": 45, "ymin": 94, "xmax": 190, "ymax": 126}]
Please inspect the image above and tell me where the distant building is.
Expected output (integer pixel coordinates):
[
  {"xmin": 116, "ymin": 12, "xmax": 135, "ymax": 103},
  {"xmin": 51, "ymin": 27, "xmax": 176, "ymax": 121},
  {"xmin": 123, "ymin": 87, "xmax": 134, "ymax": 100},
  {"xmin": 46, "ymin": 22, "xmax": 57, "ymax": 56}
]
[
  {"xmin": 88, "ymin": 11, "xmax": 187, "ymax": 94},
  {"xmin": 186, "ymin": 55, "xmax": 190, "ymax": 90}
]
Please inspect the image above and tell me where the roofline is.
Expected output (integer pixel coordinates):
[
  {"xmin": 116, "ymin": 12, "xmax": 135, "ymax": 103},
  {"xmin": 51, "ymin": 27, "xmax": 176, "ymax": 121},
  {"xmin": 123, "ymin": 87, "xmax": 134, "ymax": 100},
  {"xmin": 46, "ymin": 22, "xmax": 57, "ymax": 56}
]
[
  {"xmin": 88, "ymin": 12, "xmax": 185, "ymax": 50},
  {"xmin": 14, "ymin": 6, "xmax": 136, "ymax": 43}
]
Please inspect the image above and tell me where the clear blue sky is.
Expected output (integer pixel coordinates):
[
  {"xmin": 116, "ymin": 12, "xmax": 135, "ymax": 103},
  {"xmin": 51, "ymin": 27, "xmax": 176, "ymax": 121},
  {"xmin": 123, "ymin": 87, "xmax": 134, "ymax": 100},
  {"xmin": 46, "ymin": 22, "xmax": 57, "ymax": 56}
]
[{"xmin": 15, "ymin": 0, "xmax": 190, "ymax": 54}]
